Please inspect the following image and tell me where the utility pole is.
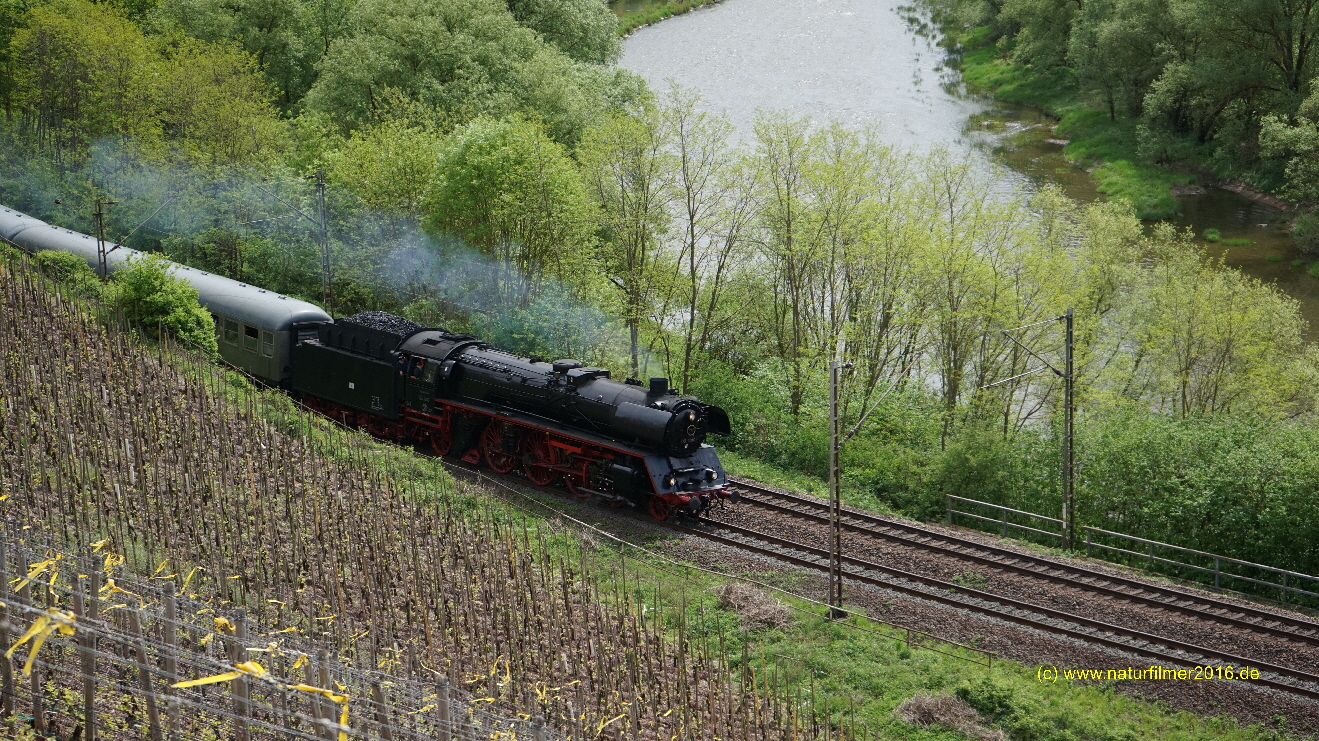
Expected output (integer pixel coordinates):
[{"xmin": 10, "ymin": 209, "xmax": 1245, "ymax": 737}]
[
  {"xmin": 248, "ymin": 173, "xmax": 334, "ymax": 315},
  {"xmin": 1062, "ymin": 307, "xmax": 1075, "ymax": 549},
  {"xmin": 314, "ymin": 169, "xmax": 332, "ymax": 315},
  {"xmin": 93, "ymin": 198, "xmax": 119, "ymax": 280},
  {"xmin": 989, "ymin": 308, "xmax": 1077, "ymax": 548},
  {"xmin": 827, "ymin": 358, "xmax": 852, "ymax": 618}
]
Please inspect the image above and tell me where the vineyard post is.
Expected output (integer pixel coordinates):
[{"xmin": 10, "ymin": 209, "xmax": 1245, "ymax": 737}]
[
  {"xmin": 128, "ymin": 605, "xmax": 163, "ymax": 741},
  {"xmin": 317, "ymin": 650, "xmax": 332, "ymax": 740},
  {"xmin": 304, "ymin": 648, "xmax": 323, "ymax": 731},
  {"xmin": 85, "ymin": 570, "xmax": 101, "ymax": 741},
  {"xmin": 16, "ymin": 572, "xmax": 37, "ymax": 734},
  {"xmin": 371, "ymin": 680, "xmax": 392, "ymax": 741},
  {"xmin": 231, "ymin": 611, "xmax": 251, "ymax": 741},
  {"xmin": 72, "ymin": 576, "xmax": 90, "ymax": 739},
  {"xmin": 164, "ymin": 593, "xmax": 179, "ymax": 739},
  {"xmin": 30, "ymin": 666, "xmax": 43, "ymax": 734},
  {"xmin": 436, "ymin": 678, "xmax": 451, "ymax": 737},
  {"xmin": 0, "ymin": 538, "xmax": 12, "ymax": 726}
]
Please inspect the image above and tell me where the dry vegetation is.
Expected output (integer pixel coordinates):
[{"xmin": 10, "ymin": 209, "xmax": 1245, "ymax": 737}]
[
  {"xmin": 892, "ymin": 694, "xmax": 1005, "ymax": 741},
  {"xmin": 0, "ymin": 250, "xmax": 815, "ymax": 739}
]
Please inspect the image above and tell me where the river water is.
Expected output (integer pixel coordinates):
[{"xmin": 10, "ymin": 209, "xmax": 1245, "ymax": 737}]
[{"xmin": 619, "ymin": 0, "xmax": 1318, "ymax": 328}]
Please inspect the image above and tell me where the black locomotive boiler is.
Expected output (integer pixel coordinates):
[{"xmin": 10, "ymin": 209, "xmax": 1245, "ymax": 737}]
[{"xmin": 294, "ymin": 312, "xmax": 734, "ymax": 520}]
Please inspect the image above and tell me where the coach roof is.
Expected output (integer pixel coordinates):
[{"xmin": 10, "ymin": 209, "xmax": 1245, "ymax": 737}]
[{"xmin": 0, "ymin": 207, "xmax": 331, "ymax": 332}]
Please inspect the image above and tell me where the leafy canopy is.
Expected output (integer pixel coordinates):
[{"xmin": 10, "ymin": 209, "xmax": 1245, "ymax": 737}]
[{"xmin": 114, "ymin": 253, "xmax": 219, "ymax": 356}]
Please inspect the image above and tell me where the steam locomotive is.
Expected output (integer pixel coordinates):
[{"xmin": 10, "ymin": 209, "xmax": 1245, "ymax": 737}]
[{"xmin": 0, "ymin": 206, "xmax": 733, "ymax": 520}]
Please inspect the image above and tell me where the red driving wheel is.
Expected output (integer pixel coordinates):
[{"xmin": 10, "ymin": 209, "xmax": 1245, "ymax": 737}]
[
  {"xmin": 563, "ymin": 472, "xmax": 591, "ymax": 499},
  {"xmin": 522, "ymin": 434, "xmax": 559, "ymax": 486},
  {"xmin": 648, "ymin": 497, "xmax": 672, "ymax": 521},
  {"xmin": 430, "ymin": 428, "xmax": 452, "ymax": 456},
  {"xmin": 481, "ymin": 421, "xmax": 519, "ymax": 474}
]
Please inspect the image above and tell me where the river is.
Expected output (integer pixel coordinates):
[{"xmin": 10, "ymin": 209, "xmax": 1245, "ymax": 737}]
[{"xmin": 619, "ymin": 0, "xmax": 1318, "ymax": 329}]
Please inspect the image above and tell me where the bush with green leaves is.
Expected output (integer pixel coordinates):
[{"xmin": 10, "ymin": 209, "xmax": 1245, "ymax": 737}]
[
  {"xmin": 33, "ymin": 251, "xmax": 103, "ymax": 297},
  {"xmin": 113, "ymin": 254, "xmax": 219, "ymax": 356},
  {"xmin": 1295, "ymin": 213, "xmax": 1319, "ymax": 253}
]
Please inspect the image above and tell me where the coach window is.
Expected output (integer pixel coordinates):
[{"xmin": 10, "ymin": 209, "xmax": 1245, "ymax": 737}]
[
  {"xmin": 223, "ymin": 319, "xmax": 239, "ymax": 346},
  {"xmin": 261, "ymin": 331, "xmax": 275, "ymax": 357},
  {"xmin": 244, "ymin": 325, "xmax": 259, "ymax": 352}
]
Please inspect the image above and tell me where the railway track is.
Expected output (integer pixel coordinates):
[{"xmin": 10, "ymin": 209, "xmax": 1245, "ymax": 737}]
[
  {"xmin": 725, "ymin": 477, "xmax": 1319, "ymax": 648},
  {"xmin": 438, "ymin": 459, "xmax": 1319, "ymax": 703},
  {"xmin": 674, "ymin": 514, "xmax": 1319, "ymax": 703}
]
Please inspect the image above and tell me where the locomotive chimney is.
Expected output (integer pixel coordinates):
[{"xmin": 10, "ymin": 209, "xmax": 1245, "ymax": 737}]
[{"xmin": 648, "ymin": 377, "xmax": 669, "ymax": 395}]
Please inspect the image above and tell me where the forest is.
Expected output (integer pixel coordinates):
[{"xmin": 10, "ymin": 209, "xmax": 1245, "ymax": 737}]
[
  {"xmin": 4, "ymin": 0, "xmax": 1319, "ymax": 579},
  {"xmin": 931, "ymin": 0, "xmax": 1319, "ymax": 234}
]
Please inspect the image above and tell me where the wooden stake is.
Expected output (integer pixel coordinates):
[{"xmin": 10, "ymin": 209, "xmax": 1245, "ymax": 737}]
[
  {"xmin": 0, "ymin": 539, "xmax": 13, "ymax": 726},
  {"xmin": 231, "ymin": 611, "xmax": 250, "ymax": 741},
  {"xmin": 128, "ymin": 607, "xmax": 163, "ymax": 741}
]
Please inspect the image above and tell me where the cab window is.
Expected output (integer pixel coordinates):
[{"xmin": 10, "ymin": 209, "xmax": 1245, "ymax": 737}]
[{"xmin": 421, "ymin": 362, "xmax": 440, "ymax": 385}]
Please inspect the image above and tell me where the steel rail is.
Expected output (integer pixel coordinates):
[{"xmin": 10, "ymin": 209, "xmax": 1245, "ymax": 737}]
[
  {"xmin": 674, "ymin": 517, "xmax": 1319, "ymax": 702},
  {"xmin": 730, "ymin": 477, "xmax": 1319, "ymax": 647}
]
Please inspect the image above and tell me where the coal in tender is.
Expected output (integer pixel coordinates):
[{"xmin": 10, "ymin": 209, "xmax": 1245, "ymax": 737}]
[{"xmin": 341, "ymin": 311, "xmax": 423, "ymax": 338}]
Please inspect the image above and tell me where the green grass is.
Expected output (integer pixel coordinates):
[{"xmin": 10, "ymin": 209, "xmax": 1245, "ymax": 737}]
[
  {"xmin": 613, "ymin": 0, "xmax": 724, "ymax": 36},
  {"xmin": 1306, "ymin": 262, "xmax": 1319, "ymax": 278},
  {"xmin": 1265, "ymin": 252, "xmax": 1282, "ymax": 261},
  {"xmin": 1204, "ymin": 228, "xmax": 1223, "ymax": 242},
  {"xmin": 1223, "ymin": 238, "xmax": 1256, "ymax": 247},
  {"xmin": 568, "ymin": 513, "xmax": 1299, "ymax": 741},
  {"xmin": 951, "ymin": 29, "xmax": 1193, "ymax": 220},
  {"xmin": 719, "ymin": 448, "xmax": 903, "ymax": 518}
]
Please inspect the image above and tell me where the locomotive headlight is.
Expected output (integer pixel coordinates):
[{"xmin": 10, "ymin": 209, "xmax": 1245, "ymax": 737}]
[
  {"xmin": 663, "ymin": 473, "xmax": 677, "ymax": 489},
  {"xmin": 704, "ymin": 468, "xmax": 717, "ymax": 481}
]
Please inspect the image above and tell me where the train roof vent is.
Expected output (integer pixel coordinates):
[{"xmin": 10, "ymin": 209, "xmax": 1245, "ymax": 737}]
[{"xmin": 552, "ymin": 359, "xmax": 583, "ymax": 374}]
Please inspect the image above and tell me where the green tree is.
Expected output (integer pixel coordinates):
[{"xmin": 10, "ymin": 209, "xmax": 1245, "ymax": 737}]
[
  {"xmin": 156, "ymin": 0, "xmax": 329, "ymax": 107},
  {"xmin": 157, "ymin": 37, "xmax": 284, "ymax": 168},
  {"xmin": 329, "ymin": 120, "xmax": 442, "ymax": 218},
  {"xmin": 659, "ymin": 85, "xmax": 749, "ymax": 392},
  {"xmin": 425, "ymin": 116, "xmax": 599, "ymax": 306},
  {"xmin": 577, "ymin": 105, "xmax": 673, "ymax": 378},
  {"xmin": 999, "ymin": 0, "xmax": 1084, "ymax": 67},
  {"xmin": 751, "ymin": 111, "xmax": 816, "ymax": 418},
  {"xmin": 302, "ymin": 0, "xmax": 630, "ymax": 142},
  {"xmin": 113, "ymin": 253, "xmax": 219, "ymax": 355},
  {"xmin": 1260, "ymin": 78, "xmax": 1319, "ymax": 202},
  {"xmin": 506, "ymin": 0, "xmax": 620, "ymax": 65},
  {"xmin": 1199, "ymin": 0, "xmax": 1319, "ymax": 96},
  {"xmin": 10, "ymin": 0, "xmax": 160, "ymax": 160}
]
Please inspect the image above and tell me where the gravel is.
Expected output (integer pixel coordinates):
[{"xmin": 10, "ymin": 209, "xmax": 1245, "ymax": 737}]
[{"xmin": 446, "ymin": 463, "xmax": 1319, "ymax": 735}]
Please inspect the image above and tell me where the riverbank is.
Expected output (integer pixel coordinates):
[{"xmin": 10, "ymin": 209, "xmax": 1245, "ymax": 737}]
[
  {"xmin": 612, "ymin": 0, "xmax": 726, "ymax": 37},
  {"xmin": 946, "ymin": 25, "xmax": 1205, "ymax": 220}
]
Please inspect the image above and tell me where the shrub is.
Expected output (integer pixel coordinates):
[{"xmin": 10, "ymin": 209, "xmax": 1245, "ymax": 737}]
[
  {"xmin": 113, "ymin": 253, "xmax": 218, "ymax": 356},
  {"xmin": 1295, "ymin": 213, "xmax": 1319, "ymax": 253},
  {"xmin": 1203, "ymin": 228, "xmax": 1222, "ymax": 242},
  {"xmin": 1307, "ymin": 261, "xmax": 1319, "ymax": 278},
  {"xmin": 955, "ymin": 678, "xmax": 1016, "ymax": 720},
  {"xmin": 34, "ymin": 250, "xmax": 103, "ymax": 296}
]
